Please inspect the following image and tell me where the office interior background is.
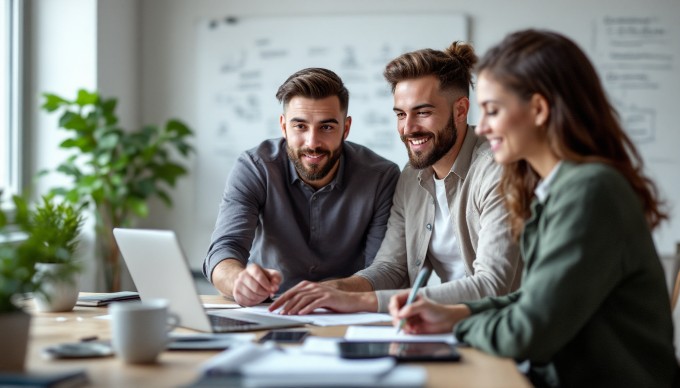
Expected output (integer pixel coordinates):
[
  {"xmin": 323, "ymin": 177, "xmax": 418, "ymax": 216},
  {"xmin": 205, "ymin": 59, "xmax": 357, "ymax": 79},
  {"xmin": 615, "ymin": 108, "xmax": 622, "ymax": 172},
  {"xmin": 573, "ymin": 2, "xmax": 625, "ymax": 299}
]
[{"xmin": 3, "ymin": 0, "xmax": 680, "ymax": 292}]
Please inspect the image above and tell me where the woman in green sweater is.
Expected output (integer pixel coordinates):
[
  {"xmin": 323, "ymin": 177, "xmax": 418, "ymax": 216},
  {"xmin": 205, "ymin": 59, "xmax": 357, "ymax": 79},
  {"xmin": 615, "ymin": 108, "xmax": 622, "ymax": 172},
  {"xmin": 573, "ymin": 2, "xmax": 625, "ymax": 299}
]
[{"xmin": 389, "ymin": 29, "xmax": 678, "ymax": 387}]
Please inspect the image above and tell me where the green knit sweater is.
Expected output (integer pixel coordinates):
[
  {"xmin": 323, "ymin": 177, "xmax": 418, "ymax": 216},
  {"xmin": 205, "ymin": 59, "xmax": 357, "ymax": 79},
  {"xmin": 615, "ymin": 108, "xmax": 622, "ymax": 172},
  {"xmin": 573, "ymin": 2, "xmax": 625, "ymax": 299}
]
[{"xmin": 456, "ymin": 162, "xmax": 678, "ymax": 387}]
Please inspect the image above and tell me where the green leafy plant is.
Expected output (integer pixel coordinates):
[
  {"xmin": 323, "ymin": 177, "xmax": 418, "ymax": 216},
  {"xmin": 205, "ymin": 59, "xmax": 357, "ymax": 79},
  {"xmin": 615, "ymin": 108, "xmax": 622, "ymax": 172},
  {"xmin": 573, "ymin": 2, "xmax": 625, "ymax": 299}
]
[
  {"xmin": 0, "ymin": 195, "xmax": 37, "ymax": 313},
  {"xmin": 40, "ymin": 89, "xmax": 194, "ymax": 291},
  {"xmin": 28, "ymin": 195, "xmax": 84, "ymax": 284},
  {"xmin": 0, "ymin": 194, "xmax": 82, "ymax": 312}
]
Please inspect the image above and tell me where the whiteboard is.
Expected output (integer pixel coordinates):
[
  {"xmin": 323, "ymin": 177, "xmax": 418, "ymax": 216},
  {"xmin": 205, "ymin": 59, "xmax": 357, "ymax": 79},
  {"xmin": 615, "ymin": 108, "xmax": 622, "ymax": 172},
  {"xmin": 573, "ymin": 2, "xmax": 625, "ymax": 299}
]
[
  {"xmin": 193, "ymin": 12, "xmax": 680, "ymax": 255},
  {"xmin": 589, "ymin": 15, "xmax": 680, "ymax": 254},
  {"xmin": 195, "ymin": 14, "xmax": 468, "ymax": 224}
]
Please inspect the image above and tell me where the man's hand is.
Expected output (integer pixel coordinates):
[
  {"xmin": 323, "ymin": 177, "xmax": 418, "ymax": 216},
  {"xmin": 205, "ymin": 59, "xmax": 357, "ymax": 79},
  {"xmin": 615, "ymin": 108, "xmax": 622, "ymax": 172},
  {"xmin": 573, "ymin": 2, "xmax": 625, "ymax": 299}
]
[
  {"xmin": 232, "ymin": 263, "xmax": 282, "ymax": 307},
  {"xmin": 388, "ymin": 291, "xmax": 471, "ymax": 334},
  {"xmin": 269, "ymin": 281, "xmax": 377, "ymax": 315}
]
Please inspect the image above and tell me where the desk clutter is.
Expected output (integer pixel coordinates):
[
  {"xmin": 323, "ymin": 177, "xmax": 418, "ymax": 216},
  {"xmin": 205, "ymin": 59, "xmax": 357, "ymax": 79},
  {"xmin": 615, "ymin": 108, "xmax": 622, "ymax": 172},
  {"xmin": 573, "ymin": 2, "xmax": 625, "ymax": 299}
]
[
  {"xmin": 29, "ymin": 322, "xmax": 460, "ymax": 387},
  {"xmin": 15, "ymin": 295, "xmax": 529, "ymax": 387},
  {"xmin": 188, "ymin": 327, "xmax": 461, "ymax": 387}
]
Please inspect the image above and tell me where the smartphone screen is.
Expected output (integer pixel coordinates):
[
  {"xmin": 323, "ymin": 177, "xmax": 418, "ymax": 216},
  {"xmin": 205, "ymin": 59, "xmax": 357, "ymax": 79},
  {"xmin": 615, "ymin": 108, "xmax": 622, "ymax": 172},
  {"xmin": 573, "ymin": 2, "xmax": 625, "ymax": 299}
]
[
  {"xmin": 338, "ymin": 341, "xmax": 460, "ymax": 362},
  {"xmin": 258, "ymin": 330, "xmax": 310, "ymax": 344}
]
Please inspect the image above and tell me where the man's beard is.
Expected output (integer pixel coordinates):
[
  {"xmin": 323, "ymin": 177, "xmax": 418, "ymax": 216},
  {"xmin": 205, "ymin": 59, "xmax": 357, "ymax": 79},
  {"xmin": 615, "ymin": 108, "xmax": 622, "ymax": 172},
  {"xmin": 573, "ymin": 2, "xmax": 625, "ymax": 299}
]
[
  {"xmin": 401, "ymin": 115, "xmax": 457, "ymax": 169},
  {"xmin": 287, "ymin": 141, "xmax": 344, "ymax": 182}
]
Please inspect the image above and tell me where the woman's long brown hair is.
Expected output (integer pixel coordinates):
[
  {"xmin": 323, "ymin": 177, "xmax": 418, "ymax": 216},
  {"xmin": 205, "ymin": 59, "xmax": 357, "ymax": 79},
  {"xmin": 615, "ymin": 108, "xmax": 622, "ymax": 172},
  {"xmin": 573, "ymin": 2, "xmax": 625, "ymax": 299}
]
[{"xmin": 477, "ymin": 29, "xmax": 667, "ymax": 240}]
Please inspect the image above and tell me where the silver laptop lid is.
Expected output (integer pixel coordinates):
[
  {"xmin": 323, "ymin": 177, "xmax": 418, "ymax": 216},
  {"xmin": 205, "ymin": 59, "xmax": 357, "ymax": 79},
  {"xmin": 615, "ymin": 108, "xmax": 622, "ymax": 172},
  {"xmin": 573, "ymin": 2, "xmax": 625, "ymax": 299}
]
[
  {"xmin": 113, "ymin": 228, "xmax": 303, "ymax": 333},
  {"xmin": 113, "ymin": 228, "xmax": 215, "ymax": 332}
]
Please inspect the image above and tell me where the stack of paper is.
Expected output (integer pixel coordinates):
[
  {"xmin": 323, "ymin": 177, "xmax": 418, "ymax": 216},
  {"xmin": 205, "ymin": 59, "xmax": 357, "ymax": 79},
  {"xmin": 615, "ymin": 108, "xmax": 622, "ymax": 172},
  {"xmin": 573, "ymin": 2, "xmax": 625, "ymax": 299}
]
[{"xmin": 200, "ymin": 342, "xmax": 426, "ymax": 387}]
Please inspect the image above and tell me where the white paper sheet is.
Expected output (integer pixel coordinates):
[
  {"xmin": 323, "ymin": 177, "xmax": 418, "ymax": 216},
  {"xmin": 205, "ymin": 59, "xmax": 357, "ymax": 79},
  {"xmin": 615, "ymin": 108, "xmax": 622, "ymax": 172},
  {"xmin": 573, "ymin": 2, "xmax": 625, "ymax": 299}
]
[
  {"xmin": 299, "ymin": 336, "xmax": 343, "ymax": 356},
  {"xmin": 203, "ymin": 303, "xmax": 241, "ymax": 309},
  {"xmin": 167, "ymin": 332, "xmax": 255, "ymax": 350},
  {"xmin": 241, "ymin": 306, "xmax": 392, "ymax": 326},
  {"xmin": 169, "ymin": 332, "xmax": 255, "ymax": 341},
  {"xmin": 201, "ymin": 342, "xmax": 425, "ymax": 387},
  {"xmin": 344, "ymin": 325, "xmax": 458, "ymax": 344}
]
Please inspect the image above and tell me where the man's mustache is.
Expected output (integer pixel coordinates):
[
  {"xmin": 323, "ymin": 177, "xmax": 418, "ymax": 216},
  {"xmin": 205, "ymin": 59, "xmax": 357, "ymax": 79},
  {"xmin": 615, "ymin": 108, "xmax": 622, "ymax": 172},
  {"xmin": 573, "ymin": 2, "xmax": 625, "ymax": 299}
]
[{"xmin": 298, "ymin": 148, "xmax": 330, "ymax": 156}]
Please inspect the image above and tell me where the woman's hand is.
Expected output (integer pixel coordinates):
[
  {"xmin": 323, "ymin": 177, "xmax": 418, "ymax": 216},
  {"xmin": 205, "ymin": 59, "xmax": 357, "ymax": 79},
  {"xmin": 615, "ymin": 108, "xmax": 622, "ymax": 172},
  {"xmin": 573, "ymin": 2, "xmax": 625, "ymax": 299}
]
[{"xmin": 389, "ymin": 291, "xmax": 471, "ymax": 334}]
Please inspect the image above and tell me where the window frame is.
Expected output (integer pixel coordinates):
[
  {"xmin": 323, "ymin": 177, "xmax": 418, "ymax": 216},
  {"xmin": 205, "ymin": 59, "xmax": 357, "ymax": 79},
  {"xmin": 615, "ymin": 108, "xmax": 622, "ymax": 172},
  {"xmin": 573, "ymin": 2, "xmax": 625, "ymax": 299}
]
[{"xmin": 2, "ymin": 0, "xmax": 23, "ymax": 205}]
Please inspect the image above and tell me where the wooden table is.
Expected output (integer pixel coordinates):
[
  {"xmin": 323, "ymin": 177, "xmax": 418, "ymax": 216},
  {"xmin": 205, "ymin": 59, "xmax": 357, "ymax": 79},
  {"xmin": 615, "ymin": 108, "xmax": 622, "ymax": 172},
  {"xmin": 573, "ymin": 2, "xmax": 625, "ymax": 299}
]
[{"xmin": 23, "ymin": 295, "xmax": 530, "ymax": 387}]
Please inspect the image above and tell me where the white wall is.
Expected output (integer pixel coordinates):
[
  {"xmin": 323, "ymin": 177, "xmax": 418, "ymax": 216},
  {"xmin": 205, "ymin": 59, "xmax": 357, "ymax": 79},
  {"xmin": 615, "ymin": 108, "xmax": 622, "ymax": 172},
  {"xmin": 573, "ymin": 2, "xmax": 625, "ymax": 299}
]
[
  {"xmin": 28, "ymin": 0, "xmax": 97, "ymax": 196},
  {"xmin": 27, "ymin": 0, "xmax": 98, "ymax": 290},
  {"xmin": 136, "ymin": 0, "xmax": 680, "ymax": 271},
  {"xmin": 27, "ymin": 0, "xmax": 139, "ymax": 291},
  {"xmin": 97, "ymin": 0, "xmax": 140, "ymax": 130}
]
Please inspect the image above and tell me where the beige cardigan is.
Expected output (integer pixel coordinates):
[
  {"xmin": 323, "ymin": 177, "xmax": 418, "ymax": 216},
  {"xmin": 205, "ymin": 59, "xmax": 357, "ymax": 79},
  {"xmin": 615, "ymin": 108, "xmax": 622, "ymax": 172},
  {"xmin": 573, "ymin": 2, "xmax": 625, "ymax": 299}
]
[{"xmin": 355, "ymin": 126, "xmax": 522, "ymax": 312}]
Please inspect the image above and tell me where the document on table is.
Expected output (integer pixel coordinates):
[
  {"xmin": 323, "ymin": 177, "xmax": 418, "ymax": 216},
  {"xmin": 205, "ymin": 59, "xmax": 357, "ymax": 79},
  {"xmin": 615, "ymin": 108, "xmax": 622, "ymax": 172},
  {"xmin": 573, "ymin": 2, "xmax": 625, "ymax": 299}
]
[
  {"xmin": 299, "ymin": 336, "xmax": 343, "ymax": 356},
  {"xmin": 200, "ymin": 342, "xmax": 426, "ymax": 387},
  {"xmin": 344, "ymin": 325, "xmax": 458, "ymax": 344},
  {"xmin": 241, "ymin": 306, "xmax": 392, "ymax": 326},
  {"xmin": 203, "ymin": 303, "xmax": 241, "ymax": 309},
  {"xmin": 167, "ymin": 332, "xmax": 255, "ymax": 350}
]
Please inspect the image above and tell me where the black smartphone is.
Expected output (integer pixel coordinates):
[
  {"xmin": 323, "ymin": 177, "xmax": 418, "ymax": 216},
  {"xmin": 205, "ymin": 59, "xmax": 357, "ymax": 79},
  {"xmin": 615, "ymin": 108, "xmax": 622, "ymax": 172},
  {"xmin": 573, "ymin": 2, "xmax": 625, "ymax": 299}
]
[
  {"xmin": 258, "ymin": 330, "xmax": 310, "ymax": 344},
  {"xmin": 338, "ymin": 341, "xmax": 460, "ymax": 362}
]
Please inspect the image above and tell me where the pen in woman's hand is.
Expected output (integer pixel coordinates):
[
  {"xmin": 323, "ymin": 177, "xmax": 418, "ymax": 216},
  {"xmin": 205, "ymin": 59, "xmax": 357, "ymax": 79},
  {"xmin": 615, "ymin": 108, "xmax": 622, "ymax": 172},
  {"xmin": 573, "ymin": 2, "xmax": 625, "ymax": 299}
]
[{"xmin": 396, "ymin": 266, "xmax": 432, "ymax": 334}]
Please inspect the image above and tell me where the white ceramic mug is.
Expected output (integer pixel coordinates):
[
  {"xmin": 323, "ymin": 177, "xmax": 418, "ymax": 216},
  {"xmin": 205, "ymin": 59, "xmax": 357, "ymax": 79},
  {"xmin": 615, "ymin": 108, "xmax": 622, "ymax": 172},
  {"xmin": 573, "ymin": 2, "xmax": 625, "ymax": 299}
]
[{"xmin": 109, "ymin": 299, "xmax": 180, "ymax": 364}]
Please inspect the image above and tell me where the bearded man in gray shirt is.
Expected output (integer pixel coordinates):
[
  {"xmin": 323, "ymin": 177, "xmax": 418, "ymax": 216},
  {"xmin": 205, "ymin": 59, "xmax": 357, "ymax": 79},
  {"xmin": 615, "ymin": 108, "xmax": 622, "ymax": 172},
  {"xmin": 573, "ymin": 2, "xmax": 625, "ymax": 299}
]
[
  {"xmin": 203, "ymin": 68, "xmax": 400, "ymax": 306},
  {"xmin": 271, "ymin": 43, "xmax": 522, "ymax": 314}
]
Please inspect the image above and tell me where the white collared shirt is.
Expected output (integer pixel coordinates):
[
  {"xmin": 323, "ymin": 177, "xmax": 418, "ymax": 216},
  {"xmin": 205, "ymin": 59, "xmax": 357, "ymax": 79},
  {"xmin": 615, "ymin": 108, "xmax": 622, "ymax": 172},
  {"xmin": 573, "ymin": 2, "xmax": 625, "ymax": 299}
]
[
  {"xmin": 428, "ymin": 174, "xmax": 465, "ymax": 282},
  {"xmin": 535, "ymin": 161, "xmax": 563, "ymax": 203}
]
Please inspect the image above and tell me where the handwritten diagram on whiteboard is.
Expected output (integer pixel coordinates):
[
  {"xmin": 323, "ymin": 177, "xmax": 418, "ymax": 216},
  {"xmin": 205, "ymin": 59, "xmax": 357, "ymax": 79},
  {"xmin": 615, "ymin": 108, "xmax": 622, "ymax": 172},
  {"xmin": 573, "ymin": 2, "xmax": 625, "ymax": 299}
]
[
  {"xmin": 591, "ymin": 14, "xmax": 680, "ymax": 253},
  {"xmin": 592, "ymin": 16, "xmax": 675, "ymax": 144},
  {"xmin": 195, "ymin": 14, "xmax": 468, "ymax": 224}
]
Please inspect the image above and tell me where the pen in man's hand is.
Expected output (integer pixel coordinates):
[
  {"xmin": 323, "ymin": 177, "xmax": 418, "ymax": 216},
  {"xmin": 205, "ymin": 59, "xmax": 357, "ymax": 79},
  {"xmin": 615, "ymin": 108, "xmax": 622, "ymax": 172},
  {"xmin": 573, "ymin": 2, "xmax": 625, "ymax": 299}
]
[{"xmin": 396, "ymin": 266, "xmax": 432, "ymax": 334}]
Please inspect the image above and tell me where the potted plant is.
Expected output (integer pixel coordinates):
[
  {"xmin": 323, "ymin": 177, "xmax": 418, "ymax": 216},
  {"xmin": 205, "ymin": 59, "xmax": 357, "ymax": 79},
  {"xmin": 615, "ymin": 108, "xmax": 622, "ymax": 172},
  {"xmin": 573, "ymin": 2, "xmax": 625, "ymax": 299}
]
[
  {"xmin": 28, "ymin": 195, "xmax": 84, "ymax": 312},
  {"xmin": 40, "ymin": 89, "xmax": 194, "ymax": 291},
  {"xmin": 0, "ymin": 194, "xmax": 84, "ymax": 370},
  {"xmin": 0, "ymin": 194, "xmax": 39, "ymax": 371}
]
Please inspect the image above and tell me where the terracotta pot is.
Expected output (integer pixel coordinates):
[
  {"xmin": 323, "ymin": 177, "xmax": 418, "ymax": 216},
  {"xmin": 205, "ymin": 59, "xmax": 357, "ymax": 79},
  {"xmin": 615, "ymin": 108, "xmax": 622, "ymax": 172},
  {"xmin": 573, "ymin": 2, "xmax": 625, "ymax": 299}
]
[
  {"xmin": 0, "ymin": 310, "xmax": 31, "ymax": 371},
  {"xmin": 33, "ymin": 263, "xmax": 79, "ymax": 312}
]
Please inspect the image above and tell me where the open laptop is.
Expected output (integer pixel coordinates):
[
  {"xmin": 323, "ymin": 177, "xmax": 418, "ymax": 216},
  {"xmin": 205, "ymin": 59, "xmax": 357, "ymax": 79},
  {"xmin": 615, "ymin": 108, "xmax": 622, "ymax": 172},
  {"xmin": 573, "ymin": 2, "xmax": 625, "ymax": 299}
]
[{"xmin": 112, "ymin": 228, "xmax": 304, "ymax": 333}]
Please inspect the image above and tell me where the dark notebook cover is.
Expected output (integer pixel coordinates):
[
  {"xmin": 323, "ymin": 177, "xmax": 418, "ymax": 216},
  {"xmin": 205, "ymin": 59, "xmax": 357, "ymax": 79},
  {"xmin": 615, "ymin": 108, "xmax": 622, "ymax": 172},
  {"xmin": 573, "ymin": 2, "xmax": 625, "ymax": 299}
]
[
  {"xmin": 75, "ymin": 291, "xmax": 140, "ymax": 307},
  {"xmin": 0, "ymin": 369, "xmax": 88, "ymax": 388}
]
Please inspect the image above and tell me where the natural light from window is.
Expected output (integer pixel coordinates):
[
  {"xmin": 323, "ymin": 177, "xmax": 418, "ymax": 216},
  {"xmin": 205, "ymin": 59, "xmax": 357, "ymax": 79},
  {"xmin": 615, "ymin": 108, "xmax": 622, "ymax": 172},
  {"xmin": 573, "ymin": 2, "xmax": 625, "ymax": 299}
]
[
  {"xmin": 0, "ymin": 1, "xmax": 8, "ymax": 194},
  {"xmin": 1, "ymin": 0, "xmax": 20, "ymax": 201}
]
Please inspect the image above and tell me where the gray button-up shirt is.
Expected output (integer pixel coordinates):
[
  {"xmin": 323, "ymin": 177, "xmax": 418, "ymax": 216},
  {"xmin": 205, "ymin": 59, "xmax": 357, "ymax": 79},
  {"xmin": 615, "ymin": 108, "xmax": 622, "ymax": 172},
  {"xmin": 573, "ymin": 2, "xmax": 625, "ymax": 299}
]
[{"xmin": 203, "ymin": 138, "xmax": 400, "ymax": 293}]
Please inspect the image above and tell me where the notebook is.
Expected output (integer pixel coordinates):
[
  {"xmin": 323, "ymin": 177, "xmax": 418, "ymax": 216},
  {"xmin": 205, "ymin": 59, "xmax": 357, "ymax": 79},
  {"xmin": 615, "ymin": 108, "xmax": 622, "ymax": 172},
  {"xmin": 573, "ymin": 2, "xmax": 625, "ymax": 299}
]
[
  {"xmin": 76, "ymin": 291, "xmax": 140, "ymax": 307},
  {"xmin": 112, "ymin": 228, "xmax": 304, "ymax": 333}
]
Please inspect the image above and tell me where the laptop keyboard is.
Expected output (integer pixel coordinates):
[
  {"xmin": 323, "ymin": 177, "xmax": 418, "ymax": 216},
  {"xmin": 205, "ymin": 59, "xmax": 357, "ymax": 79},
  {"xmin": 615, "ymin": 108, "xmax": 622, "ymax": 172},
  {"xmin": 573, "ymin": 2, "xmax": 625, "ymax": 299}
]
[{"xmin": 208, "ymin": 314, "xmax": 257, "ymax": 331}]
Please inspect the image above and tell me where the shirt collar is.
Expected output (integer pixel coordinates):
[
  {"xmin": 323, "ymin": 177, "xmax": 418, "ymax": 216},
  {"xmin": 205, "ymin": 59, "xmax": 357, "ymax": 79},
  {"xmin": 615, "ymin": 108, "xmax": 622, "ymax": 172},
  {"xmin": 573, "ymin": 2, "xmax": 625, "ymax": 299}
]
[{"xmin": 534, "ymin": 161, "xmax": 563, "ymax": 203}]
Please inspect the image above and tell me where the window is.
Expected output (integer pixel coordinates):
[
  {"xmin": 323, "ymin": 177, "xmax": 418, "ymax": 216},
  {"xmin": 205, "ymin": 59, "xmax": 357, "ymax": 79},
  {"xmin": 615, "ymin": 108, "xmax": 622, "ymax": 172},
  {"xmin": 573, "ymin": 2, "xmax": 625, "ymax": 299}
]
[
  {"xmin": 1, "ymin": 0, "xmax": 22, "ymax": 202},
  {"xmin": 0, "ymin": 2, "xmax": 8, "ymax": 194}
]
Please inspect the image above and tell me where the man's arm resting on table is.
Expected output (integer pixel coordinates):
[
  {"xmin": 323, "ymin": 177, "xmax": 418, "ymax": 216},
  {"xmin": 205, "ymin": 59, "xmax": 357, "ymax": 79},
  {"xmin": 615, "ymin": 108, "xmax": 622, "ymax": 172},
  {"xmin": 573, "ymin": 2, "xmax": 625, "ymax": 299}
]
[
  {"xmin": 323, "ymin": 275, "xmax": 380, "ymax": 312},
  {"xmin": 323, "ymin": 275, "xmax": 374, "ymax": 292},
  {"xmin": 270, "ymin": 275, "xmax": 380, "ymax": 314}
]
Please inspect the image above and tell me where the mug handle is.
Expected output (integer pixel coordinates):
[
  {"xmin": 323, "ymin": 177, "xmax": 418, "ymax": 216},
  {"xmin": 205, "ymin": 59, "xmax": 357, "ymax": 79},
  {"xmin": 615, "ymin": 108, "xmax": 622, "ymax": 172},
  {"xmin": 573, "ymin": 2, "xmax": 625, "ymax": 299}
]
[{"xmin": 166, "ymin": 312, "xmax": 181, "ymax": 333}]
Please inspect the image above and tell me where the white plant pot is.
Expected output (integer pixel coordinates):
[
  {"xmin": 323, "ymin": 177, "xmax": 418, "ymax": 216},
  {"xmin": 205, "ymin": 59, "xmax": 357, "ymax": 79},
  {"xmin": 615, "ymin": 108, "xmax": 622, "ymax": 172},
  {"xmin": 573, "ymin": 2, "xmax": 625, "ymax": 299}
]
[
  {"xmin": 0, "ymin": 310, "xmax": 31, "ymax": 371},
  {"xmin": 33, "ymin": 263, "xmax": 79, "ymax": 313}
]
